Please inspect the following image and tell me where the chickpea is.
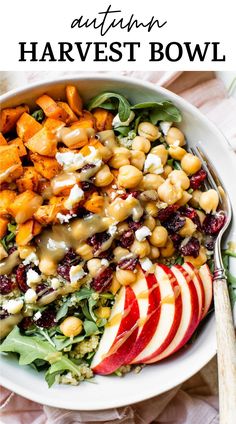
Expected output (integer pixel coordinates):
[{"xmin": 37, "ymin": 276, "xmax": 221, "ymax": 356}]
[
  {"xmin": 109, "ymin": 147, "xmax": 130, "ymax": 169},
  {"xmin": 161, "ymin": 165, "xmax": 172, "ymax": 179},
  {"xmin": 95, "ymin": 306, "xmax": 111, "ymax": 319},
  {"xmin": 181, "ymin": 153, "xmax": 201, "ymax": 175},
  {"xmin": 160, "ymin": 238, "xmax": 175, "ymax": 257},
  {"xmin": 158, "ymin": 180, "xmax": 183, "ymax": 205},
  {"xmin": 117, "ymin": 222, "xmax": 129, "ymax": 236},
  {"xmin": 117, "ymin": 165, "xmax": 143, "ymax": 189},
  {"xmin": 99, "ymin": 145, "xmax": 113, "ymax": 162},
  {"xmin": 94, "ymin": 164, "xmax": 114, "ymax": 187},
  {"xmin": 178, "ymin": 217, "xmax": 197, "ymax": 237},
  {"xmin": 145, "ymin": 201, "xmax": 159, "ymax": 217},
  {"xmin": 139, "ymin": 173, "xmax": 164, "ymax": 190},
  {"xmin": 113, "ymin": 246, "xmax": 130, "ymax": 262},
  {"xmin": 39, "ymin": 257, "xmax": 57, "ymax": 275},
  {"xmin": 143, "ymin": 216, "xmax": 156, "ymax": 231},
  {"xmin": 149, "ymin": 226, "xmax": 168, "ymax": 247},
  {"xmin": 110, "ymin": 274, "xmax": 121, "ymax": 294},
  {"xmin": 168, "ymin": 145, "xmax": 187, "ymax": 160},
  {"xmin": 87, "ymin": 258, "xmax": 102, "ymax": 277},
  {"xmin": 150, "ymin": 145, "xmax": 168, "ymax": 165},
  {"xmin": 116, "ymin": 268, "xmax": 137, "ymax": 285},
  {"xmin": 130, "ymin": 240, "xmax": 151, "ymax": 258},
  {"xmin": 18, "ymin": 245, "xmax": 36, "ymax": 260},
  {"xmin": 138, "ymin": 122, "xmax": 161, "ymax": 141},
  {"xmin": 199, "ymin": 189, "xmax": 219, "ymax": 214},
  {"xmin": 196, "ymin": 210, "xmax": 206, "ymax": 225},
  {"xmin": 177, "ymin": 191, "xmax": 192, "ymax": 206},
  {"xmin": 150, "ymin": 246, "xmax": 160, "ymax": 259},
  {"xmin": 76, "ymin": 243, "xmax": 93, "ymax": 260},
  {"xmin": 107, "ymin": 197, "xmax": 142, "ymax": 222},
  {"xmin": 132, "ymin": 136, "xmax": 151, "ymax": 153},
  {"xmin": 184, "ymin": 246, "xmax": 207, "ymax": 267},
  {"xmin": 130, "ymin": 150, "xmax": 145, "ymax": 170},
  {"xmin": 60, "ymin": 316, "xmax": 83, "ymax": 337},
  {"xmin": 190, "ymin": 190, "xmax": 202, "ymax": 208},
  {"xmin": 168, "ymin": 170, "xmax": 190, "ymax": 190},
  {"xmin": 166, "ymin": 127, "xmax": 185, "ymax": 147}
]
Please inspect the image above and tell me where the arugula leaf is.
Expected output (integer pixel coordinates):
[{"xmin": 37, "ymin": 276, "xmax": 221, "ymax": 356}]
[
  {"xmin": 31, "ymin": 109, "xmax": 44, "ymax": 122},
  {"xmin": 87, "ymin": 92, "xmax": 131, "ymax": 121},
  {"xmin": 84, "ymin": 320, "xmax": 99, "ymax": 336},
  {"xmin": 56, "ymin": 298, "xmax": 72, "ymax": 322},
  {"xmin": 52, "ymin": 334, "xmax": 85, "ymax": 351},
  {"xmin": 131, "ymin": 101, "xmax": 182, "ymax": 123},
  {"xmin": 75, "ymin": 287, "xmax": 95, "ymax": 302},
  {"xmin": 114, "ymin": 126, "xmax": 130, "ymax": 137},
  {"xmin": 173, "ymin": 160, "xmax": 182, "ymax": 170},
  {"xmin": 0, "ymin": 327, "xmax": 55, "ymax": 365}
]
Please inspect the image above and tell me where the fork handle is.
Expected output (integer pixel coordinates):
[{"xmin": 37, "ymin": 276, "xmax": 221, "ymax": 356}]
[{"xmin": 213, "ymin": 277, "xmax": 236, "ymax": 424}]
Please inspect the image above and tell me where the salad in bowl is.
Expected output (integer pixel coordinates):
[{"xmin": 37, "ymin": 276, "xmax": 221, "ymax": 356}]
[{"xmin": 0, "ymin": 83, "xmax": 233, "ymax": 390}]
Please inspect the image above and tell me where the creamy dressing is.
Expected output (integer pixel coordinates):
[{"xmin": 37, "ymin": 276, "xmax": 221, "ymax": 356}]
[{"xmin": 0, "ymin": 251, "xmax": 20, "ymax": 275}]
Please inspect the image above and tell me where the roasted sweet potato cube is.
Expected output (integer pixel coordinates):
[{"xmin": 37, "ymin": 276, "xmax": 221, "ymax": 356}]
[
  {"xmin": 30, "ymin": 153, "xmax": 62, "ymax": 179},
  {"xmin": 36, "ymin": 94, "xmax": 69, "ymax": 122},
  {"xmin": 8, "ymin": 137, "xmax": 27, "ymax": 157},
  {"xmin": 84, "ymin": 192, "xmax": 104, "ymax": 214},
  {"xmin": 16, "ymin": 167, "xmax": 40, "ymax": 193},
  {"xmin": 43, "ymin": 118, "xmax": 65, "ymax": 132},
  {"xmin": 49, "ymin": 196, "xmax": 68, "ymax": 214},
  {"xmin": 26, "ymin": 127, "xmax": 58, "ymax": 157},
  {"xmin": 0, "ymin": 133, "xmax": 7, "ymax": 146},
  {"xmin": 0, "ymin": 190, "xmax": 17, "ymax": 217},
  {"xmin": 16, "ymin": 219, "xmax": 42, "ymax": 246},
  {"xmin": 8, "ymin": 190, "xmax": 43, "ymax": 224},
  {"xmin": 0, "ymin": 145, "xmax": 23, "ymax": 184},
  {"xmin": 16, "ymin": 113, "xmax": 42, "ymax": 142},
  {"xmin": 37, "ymin": 179, "xmax": 53, "ymax": 199},
  {"xmin": 66, "ymin": 86, "xmax": 83, "ymax": 116},
  {"xmin": 93, "ymin": 108, "xmax": 113, "ymax": 131},
  {"xmin": 71, "ymin": 111, "xmax": 96, "ymax": 130},
  {"xmin": 0, "ymin": 216, "xmax": 9, "ymax": 238},
  {"xmin": 57, "ymin": 102, "xmax": 78, "ymax": 124},
  {"xmin": 0, "ymin": 104, "xmax": 29, "ymax": 134},
  {"xmin": 34, "ymin": 204, "xmax": 58, "ymax": 225}
]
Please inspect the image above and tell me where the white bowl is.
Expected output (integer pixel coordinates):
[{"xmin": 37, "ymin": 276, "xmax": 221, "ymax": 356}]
[{"xmin": 1, "ymin": 75, "xmax": 236, "ymax": 410}]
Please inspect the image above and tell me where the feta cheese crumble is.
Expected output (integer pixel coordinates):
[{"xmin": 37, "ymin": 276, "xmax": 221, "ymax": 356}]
[
  {"xmin": 56, "ymin": 212, "xmax": 76, "ymax": 224},
  {"xmin": 159, "ymin": 121, "xmax": 172, "ymax": 135},
  {"xmin": 51, "ymin": 277, "xmax": 61, "ymax": 290},
  {"xmin": 112, "ymin": 111, "xmax": 135, "ymax": 128},
  {"xmin": 47, "ymin": 239, "xmax": 68, "ymax": 251},
  {"xmin": 23, "ymin": 252, "xmax": 39, "ymax": 266},
  {"xmin": 33, "ymin": 311, "xmax": 42, "ymax": 321},
  {"xmin": 4, "ymin": 299, "xmax": 23, "ymax": 314},
  {"xmin": 26, "ymin": 269, "xmax": 41, "ymax": 287},
  {"xmin": 135, "ymin": 226, "xmax": 152, "ymax": 242},
  {"xmin": 56, "ymin": 151, "xmax": 85, "ymax": 172},
  {"xmin": 144, "ymin": 154, "xmax": 163, "ymax": 175},
  {"xmin": 140, "ymin": 257, "xmax": 154, "ymax": 273},
  {"xmin": 64, "ymin": 184, "xmax": 84, "ymax": 210},
  {"xmin": 108, "ymin": 224, "xmax": 117, "ymax": 237},
  {"xmin": 69, "ymin": 264, "xmax": 86, "ymax": 284},
  {"xmin": 101, "ymin": 259, "xmax": 109, "ymax": 267},
  {"xmin": 25, "ymin": 288, "xmax": 37, "ymax": 303}
]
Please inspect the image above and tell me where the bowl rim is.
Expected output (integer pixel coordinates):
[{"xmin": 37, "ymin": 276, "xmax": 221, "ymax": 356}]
[{"xmin": 0, "ymin": 73, "xmax": 233, "ymax": 410}]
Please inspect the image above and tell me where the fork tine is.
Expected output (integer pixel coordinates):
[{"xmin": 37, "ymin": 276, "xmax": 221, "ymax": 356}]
[{"xmin": 189, "ymin": 146, "xmax": 223, "ymax": 203}]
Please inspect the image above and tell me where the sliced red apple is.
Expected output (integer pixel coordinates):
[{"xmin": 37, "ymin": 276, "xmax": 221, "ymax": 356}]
[
  {"xmin": 182, "ymin": 262, "xmax": 205, "ymax": 321},
  {"xmin": 198, "ymin": 263, "xmax": 213, "ymax": 318},
  {"xmin": 123, "ymin": 266, "xmax": 161, "ymax": 364},
  {"xmin": 91, "ymin": 285, "xmax": 139, "ymax": 375},
  {"xmin": 132, "ymin": 264, "xmax": 182, "ymax": 364},
  {"xmin": 145, "ymin": 264, "xmax": 199, "ymax": 363}
]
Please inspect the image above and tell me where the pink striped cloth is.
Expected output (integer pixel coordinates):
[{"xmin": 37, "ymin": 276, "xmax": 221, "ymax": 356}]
[{"xmin": 1, "ymin": 71, "xmax": 236, "ymax": 424}]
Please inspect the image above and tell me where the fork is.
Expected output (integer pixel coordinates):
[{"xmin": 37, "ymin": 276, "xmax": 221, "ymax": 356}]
[{"xmin": 190, "ymin": 146, "xmax": 236, "ymax": 424}]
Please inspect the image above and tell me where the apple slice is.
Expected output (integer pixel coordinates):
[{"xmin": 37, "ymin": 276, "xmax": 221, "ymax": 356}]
[
  {"xmin": 198, "ymin": 263, "xmax": 213, "ymax": 318},
  {"xmin": 132, "ymin": 264, "xmax": 182, "ymax": 364},
  {"xmin": 91, "ymin": 285, "xmax": 139, "ymax": 375},
  {"xmin": 182, "ymin": 262, "xmax": 205, "ymax": 321},
  {"xmin": 124, "ymin": 266, "xmax": 161, "ymax": 364},
  {"xmin": 145, "ymin": 264, "xmax": 199, "ymax": 363}
]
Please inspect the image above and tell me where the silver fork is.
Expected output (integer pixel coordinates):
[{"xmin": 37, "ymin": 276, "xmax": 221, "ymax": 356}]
[{"xmin": 190, "ymin": 146, "xmax": 236, "ymax": 424}]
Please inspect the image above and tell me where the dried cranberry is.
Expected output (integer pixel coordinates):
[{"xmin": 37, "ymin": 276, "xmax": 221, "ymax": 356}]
[
  {"xmin": 204, "ymin": 236, "xmax": 215, "ymax": 251},
  {"xmin": 190, "ymin": 169, "xmax": 207, "ymax": 189},
  {"xmin": 163, "ymin": 213, "xmax": 186, "ymax": 233},
  {"xmin": 0, "ymin": 310, "xmax": 9, "ymax": 320},
  {"xmin": 119, "ymin": 230, "xmax": 135, "ymax": 248},
  {"xmin": 36, "ymin": 309, "xmax": 56, "ymax": 328},
  {"xmin": 179, "ymin": 237, "xmax": 200, "ymax": 258},
  {"xmin": 87, "ymin": 232, "xmax": 110, "ymax": 251},
  {"xmin": 157, "ymin": 204, "xmax": 179, "ymax": 222},
  {"xmin": 8, "ymin": 246, "xmax": 17, "ymax": 255},
  {"xmin": 120, "ymin": 190, "xmax": 140, "ymax": 200},
  {"xmin": 97, "ymin": 249, "xmax": 114, "ymax": 261},
  {"xmin": 15, "ymin": 264, "xmax": 28, "ymax": 293},
  {"xmin": 179, "ymin": 207, "xmax": 201, "ymax": 230},
  {"xmin": 57, "ymin": 263, "xmax": 71, "ymax": 281},
  {"xmin": 118, "ymin": 257, "xmax": 138, "ymax": 271},
  {"xmin": 36, "ymin": 284, "xmax": 54, "ymax": 299},
  {"xmin": 202, "ymin": 212, "xmax": 225, "ymax": 235},
  {"xmin": 63, "ymin": 248, "xmax": 81, "ymax": 264},
  {"xmin": 18, "ymin": 317, "xmax": 33, "ymax": 330},
  {"xmin": 128, "ymin": 219, "xmax": 143, "ymax": 231},
  {"xmin": 80, "ymin": 181, "xmax": 96, "ymax": 192},
  {"xmin": 170, "ymin": 234, "xmax": 183, "ymax": 248},
  {"xmin": 80, "ymin": 163, "xmax": 96, "ymax": 171},
  {"xmin": 0, "ymin": 275, "xmax": 15, "ymax": 295},
  {"xmin": 91, "ymin": 266, "xmax": 114, "ymax": 292},
  {"xmin": 76, "ymin": 207, "xmax": 92, "ymax": 219}
]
